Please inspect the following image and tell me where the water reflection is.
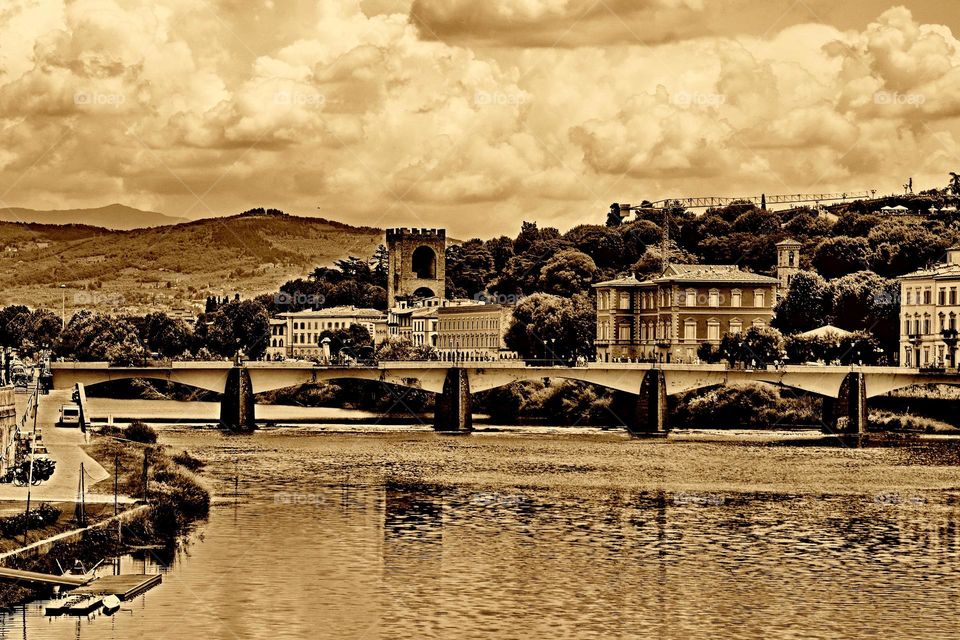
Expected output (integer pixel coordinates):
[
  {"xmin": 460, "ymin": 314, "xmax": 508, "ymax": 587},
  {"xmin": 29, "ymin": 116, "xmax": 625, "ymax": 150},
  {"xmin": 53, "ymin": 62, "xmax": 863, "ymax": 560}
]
[{"xmin": 2, "ymin": 433, "xmax": 960, "ymax": 639}]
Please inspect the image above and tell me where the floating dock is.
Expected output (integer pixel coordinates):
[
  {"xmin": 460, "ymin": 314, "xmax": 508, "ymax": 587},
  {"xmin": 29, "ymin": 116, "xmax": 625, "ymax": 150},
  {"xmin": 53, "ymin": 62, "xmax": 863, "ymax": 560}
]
[{"xmin": 70, "ymin": 573, "xmax": 162, "ymax": 600}]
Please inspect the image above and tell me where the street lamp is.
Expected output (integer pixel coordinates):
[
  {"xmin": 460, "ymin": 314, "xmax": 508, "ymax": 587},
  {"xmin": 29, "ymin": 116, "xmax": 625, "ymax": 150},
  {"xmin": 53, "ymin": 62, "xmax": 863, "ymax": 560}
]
[{"xmin": 59, "ymin": 284, "xmax": 67, "ymax": 330}]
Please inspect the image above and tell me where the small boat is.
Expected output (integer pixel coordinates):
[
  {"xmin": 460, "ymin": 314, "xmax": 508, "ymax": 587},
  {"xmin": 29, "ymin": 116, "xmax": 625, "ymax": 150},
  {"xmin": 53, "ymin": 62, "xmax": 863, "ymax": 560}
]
[
  {"xmin": 65, "ymin": 595, "xmax": 102, "ymax": 615},
  {"xmin": 101, "ymin": 595, "xmax": 121, "ymax": 614}
]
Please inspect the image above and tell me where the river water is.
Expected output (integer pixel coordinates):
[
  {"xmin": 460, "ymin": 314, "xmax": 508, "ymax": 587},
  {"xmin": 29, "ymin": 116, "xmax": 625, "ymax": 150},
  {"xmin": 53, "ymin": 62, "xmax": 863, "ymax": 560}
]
[{"xmin": 3, "ymin": 424, "xmax": 960, "ymax": 639}]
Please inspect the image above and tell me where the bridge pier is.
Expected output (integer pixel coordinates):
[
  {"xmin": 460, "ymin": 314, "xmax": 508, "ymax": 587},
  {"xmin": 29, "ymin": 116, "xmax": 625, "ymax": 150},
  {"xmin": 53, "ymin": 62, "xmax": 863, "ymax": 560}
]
[
  {"xmin": 631, "ymin": 369, "xmax": 669, "ymax": 436},
  {"xmin": 220, "ymin": 366, "xmax": 256, "ymax": 432},
  {"xmin": 822, "ymin": 372, "xmax": 867, "ymax": 434},
  {"xmin": 434, "ymin": 368, "xmax": 472, "ymax": 433}
]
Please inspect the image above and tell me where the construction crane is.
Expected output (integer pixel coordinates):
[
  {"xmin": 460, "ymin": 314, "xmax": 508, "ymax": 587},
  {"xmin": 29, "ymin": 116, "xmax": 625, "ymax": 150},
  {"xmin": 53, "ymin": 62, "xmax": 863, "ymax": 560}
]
[{"xmin": 609, "ymin": 189, "xmax": 879, "ymax": 222}]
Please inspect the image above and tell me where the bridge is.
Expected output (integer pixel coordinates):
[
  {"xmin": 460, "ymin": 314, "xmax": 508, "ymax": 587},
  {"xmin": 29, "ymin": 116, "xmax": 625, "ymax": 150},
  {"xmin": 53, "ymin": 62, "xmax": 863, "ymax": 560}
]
[{"xmin": 48, "ymin": 361, "xmax": 957, "ymax": 435}]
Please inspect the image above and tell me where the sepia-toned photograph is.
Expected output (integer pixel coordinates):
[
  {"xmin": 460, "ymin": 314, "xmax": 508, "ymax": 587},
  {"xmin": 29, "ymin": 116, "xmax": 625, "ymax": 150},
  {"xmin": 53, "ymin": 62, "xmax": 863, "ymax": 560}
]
[{"xmin": 0, "ymin": 0, "xmax": 960, "ymax": 637}]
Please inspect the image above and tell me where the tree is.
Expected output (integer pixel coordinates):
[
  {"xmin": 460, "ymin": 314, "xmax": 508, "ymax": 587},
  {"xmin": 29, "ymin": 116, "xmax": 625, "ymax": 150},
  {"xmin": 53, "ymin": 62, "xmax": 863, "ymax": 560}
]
[
  {"xmin": 319, "ymin": 324, "xmax": 373, "ymax": 360},
  {"xmin": 484, "ymin": 236, "xmax": 515, "ymax": 272},
  {"xmin": 374, "ymin": 338, "xmax": 437, "ymax": 361},
  {"xmin": 20, "ymin": 309, "xmax": 62, "ymax": 354},
  {"xmin": 867, "ymin": 222, "xmax": 946, "ymax": 277},
  {"xmin": 504, "ymin": 293, "xmax": 594, "ymax": 360},
  {"xmin": 828, "ymin": 271, "xmax": 899, "ymax": 352},
  {"xmin": 812, "ymin": 236, "xmax": 871, "ymax": 279},
  {"xmin": 141, "ymin": 312, "xmax": 193, "ymax": 358},
  {"xmin": 949, "ymin": 172, "xmax": 960, "ymax": 196},
  {"xmin": 772, "ymin": 271, "xmax": 831, "ymax": 334},
  {"xmin": 563, "ymin": 225, "xmax": 626, "ymax": 270},
  {"xmin": 56, "ymin": 311, "xmax": 147, "ymax": 365},
  {"xmin": 200, "ymin": 300, "xmax": 270, "ymax": 359},
  {"xmin": 718, "ymin": 326, "xmax": 784, "ymax": 367},
  {"xmin": 538, "ymin": 249, "xmax": 598, "ymax": 297},
  {"xmin": 0, "ymin": 305, "xmax": 29, "ymax": 347},
  {"xmin": 445, "ymin": 240, "xmax": 495, "ymax": 299}
]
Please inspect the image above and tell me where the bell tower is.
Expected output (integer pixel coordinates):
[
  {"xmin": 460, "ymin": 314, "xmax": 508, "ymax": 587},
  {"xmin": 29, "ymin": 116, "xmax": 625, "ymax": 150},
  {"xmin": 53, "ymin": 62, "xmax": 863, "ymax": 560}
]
[
  {"xmin": 386, "ymin": 228, "xmax": 446, "ymax": 308},
  {"xmin": 776, "ymin": 238, "xmax": 801, "ymax": 295}
]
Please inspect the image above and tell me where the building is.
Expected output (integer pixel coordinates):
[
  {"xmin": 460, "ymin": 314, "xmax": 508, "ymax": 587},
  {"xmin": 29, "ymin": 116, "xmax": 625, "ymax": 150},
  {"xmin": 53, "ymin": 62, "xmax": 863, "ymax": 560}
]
[
  {"xmin": 898, "ymin": 247, "xmax": 960, "ymax": 368},
  {"xmin": 594, "ymin": 264, "xmax": 780, "ymax": 363},
  {"xmin": 388, "ymin": 296, "xmax": 446, "ymax": 342},
  {"xmin": 266, "ymin": 306, "xmax": 387, "ymax": 360},
  {"xmin": 436, "ymin": 303, "xmax": 515, "ymax": 360},
  {"xmin": 776, "ymin": 238, "xmax": 801, "ymax": 293},
  {"xmin": 386, "ymin": 228, "xmax": 446, "ymax": 308}
]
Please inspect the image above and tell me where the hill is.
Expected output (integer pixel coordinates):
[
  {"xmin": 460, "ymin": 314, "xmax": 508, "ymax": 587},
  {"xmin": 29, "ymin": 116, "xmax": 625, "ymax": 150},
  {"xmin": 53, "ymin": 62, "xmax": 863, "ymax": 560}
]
[
  {"xmin": 0, "ymin": 203, "xmax": 189, "ymax": 229},
  {"xmin": 0, "ymin": 210, "xmax": 383, "ymax": 315}
]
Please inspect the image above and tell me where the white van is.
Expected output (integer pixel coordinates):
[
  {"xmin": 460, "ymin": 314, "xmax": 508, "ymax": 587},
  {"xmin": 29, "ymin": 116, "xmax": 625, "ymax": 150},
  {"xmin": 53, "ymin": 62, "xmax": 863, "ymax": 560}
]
[{"xmin": 57, "ymin": 404, "xmax": 81, "ymax": 427}]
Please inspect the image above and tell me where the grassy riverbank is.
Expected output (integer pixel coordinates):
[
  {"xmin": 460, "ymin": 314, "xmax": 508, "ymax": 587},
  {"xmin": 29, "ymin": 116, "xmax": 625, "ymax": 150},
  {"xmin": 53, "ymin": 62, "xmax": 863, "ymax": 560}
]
[{"xmin": 0, "ymin": 425, "xmax": 210, "ymax": 607}]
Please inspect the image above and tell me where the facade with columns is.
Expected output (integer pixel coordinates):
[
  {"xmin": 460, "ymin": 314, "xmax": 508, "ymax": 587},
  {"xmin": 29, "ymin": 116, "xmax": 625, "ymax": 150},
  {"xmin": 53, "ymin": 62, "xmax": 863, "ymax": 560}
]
[{"xmin": 594, "ymin": 264, "xmax": 780, "ymax": 362}]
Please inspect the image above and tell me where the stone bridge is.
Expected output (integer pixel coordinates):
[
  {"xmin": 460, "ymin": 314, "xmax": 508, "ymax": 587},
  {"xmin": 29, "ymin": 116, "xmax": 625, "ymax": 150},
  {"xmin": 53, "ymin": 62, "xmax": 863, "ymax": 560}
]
[{"xmin": 49, "ymin": 361, "xmax": 957, "ymax": 435}]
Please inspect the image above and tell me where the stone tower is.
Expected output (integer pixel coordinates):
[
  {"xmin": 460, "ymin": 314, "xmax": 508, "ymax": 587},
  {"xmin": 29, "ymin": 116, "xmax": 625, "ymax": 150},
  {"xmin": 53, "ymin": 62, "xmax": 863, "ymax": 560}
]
[
  {"xmin": 776, "ymin": 238, "xmax": 801, "ymax": 295},
  {"xmin": 386, "ymin": 228, "xmax": 446, "ymax": 308}
]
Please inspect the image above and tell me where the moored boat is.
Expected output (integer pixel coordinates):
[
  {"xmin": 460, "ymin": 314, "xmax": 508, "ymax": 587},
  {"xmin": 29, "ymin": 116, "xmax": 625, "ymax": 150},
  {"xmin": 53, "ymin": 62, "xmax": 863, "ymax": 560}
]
[{"xmin": 101, "ymin": 595, "xmax": 121, "ymax": 614}]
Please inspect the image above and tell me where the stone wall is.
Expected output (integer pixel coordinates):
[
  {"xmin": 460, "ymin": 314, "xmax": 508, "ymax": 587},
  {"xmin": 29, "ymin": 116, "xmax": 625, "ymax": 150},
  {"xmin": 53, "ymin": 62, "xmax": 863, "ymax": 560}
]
[{"xmin": 0, "ymin": 387, "xmax": 16, "ymax": 475}]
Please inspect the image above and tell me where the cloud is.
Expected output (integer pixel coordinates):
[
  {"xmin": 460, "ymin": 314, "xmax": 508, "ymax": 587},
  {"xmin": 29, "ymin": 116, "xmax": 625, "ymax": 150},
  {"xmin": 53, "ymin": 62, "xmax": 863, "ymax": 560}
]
[{"xmin": 0, "ymin": 2, "xmax": 959, "ymax": 237}]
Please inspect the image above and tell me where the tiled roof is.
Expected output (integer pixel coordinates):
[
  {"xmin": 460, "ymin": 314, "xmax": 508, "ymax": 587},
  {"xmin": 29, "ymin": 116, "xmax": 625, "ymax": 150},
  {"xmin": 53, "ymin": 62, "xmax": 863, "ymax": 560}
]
[
  {"xmin": 279, "ymin": 306, "xmax": 385, "ymax": 318},
  {"xmin": 775, "ymin": 238, "xmax": 801, "ymax": 246},
  {"xmin": 656, "ymin": 264, "xmax": 780, "ymax": 284},
  {"xmin": 593, "ymin": 274, "xmax": 642, "ymax": 287},
  {"xmin": 900, "ymin": 263, "xmax": 960, "ymax": 280}
]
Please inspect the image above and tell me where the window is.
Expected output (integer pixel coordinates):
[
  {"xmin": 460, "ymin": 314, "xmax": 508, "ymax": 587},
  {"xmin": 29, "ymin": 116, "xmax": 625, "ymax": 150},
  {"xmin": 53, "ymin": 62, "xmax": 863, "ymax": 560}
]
[
  {"xmin": 752, "ymin": 318, "xmax": 765, "ymax": 328},
  {"xmin": 788, "ymin": 251, "xmax": 795, "ymax": 267},
  {"xmin": 924, "ymin": 316, "xmax": 931, "ymax": 334},
  {"xmin": 952, "ymin": 288, "xmax": 958, "ymax": 306},
  {"xmin": 754, "ymin": 290, "xmax": 765, "ymax": 308},
  {"xmin": 729, "ymin": 318, "xmax": 742, "ymax": 334},
  {"xmin": 684, "ymin": 319, "xmax": 697, "ymax": 341},
  {"xmin": 925, "ymin": 289, "xmax": 932, "ymax": 305},
  {"xmin": 906, "ymin": 290, "xmax": 913, "ymax": 305},
  {"xmin": 619, "ymin": 292, "xmax": 631, "ymax": 310},
  {"xmin": 940, "ymin": 313, "xmax": 946, "ymax": 332},
  {"xmin": 731, "ymin": 290, "xmax": 742, "ymax": 307},
  {"xmin": 707, "ymin": 320, "xmax": 720, "ymax": 341},
  {"xmin": 685, "ymin": 288, "xmax": 696, "ymax": 307},
  {"xmin": 708, "ymin": 289, "xmax": 719, "ymax": 307},
  {"xmin": 940, "ymin": 288, "xmax": 946, "ymax": 305},
  {"xmin": 597, "ymin": 291, "xmax": 607, "ymax": 310},
  {"xmin": 618, "ymin": 325, "xmax": 631, "ymax": 342}
]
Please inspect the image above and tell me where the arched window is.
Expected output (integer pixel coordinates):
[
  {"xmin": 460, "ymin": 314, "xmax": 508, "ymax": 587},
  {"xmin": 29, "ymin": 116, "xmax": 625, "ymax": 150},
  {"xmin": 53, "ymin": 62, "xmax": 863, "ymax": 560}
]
[{"xmin": 411, "ymin": 246, "xmax": 437, "ymax": 278}]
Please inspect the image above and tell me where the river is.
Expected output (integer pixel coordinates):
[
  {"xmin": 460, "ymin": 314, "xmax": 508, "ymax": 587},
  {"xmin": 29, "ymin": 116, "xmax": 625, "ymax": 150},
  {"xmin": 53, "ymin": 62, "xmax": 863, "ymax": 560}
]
[{"xmin": 3, "ymin": 420, "xmax": 960, "ymax": 639}]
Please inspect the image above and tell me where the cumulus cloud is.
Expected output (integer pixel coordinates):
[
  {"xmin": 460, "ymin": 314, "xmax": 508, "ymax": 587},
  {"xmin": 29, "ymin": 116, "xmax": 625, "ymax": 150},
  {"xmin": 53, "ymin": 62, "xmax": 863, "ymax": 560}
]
[{"xmin": 0, "ymin": 1, "xmax": 959, "ymax": 236}]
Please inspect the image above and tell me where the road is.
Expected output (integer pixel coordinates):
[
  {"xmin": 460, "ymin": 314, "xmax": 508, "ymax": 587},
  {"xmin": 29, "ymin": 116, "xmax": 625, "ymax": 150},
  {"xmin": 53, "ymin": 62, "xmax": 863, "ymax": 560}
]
[{"xmin": 0, "ymin": 389, "xmax": 134, "ymax": 504}]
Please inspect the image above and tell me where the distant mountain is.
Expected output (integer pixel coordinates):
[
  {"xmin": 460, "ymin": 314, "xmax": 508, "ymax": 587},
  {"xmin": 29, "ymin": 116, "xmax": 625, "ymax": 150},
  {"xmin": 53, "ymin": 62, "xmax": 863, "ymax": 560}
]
[
  {"xmin": 0, "ymin": 210, "xmax": 384, "ymax": 314},
  {"xmin": 0, "ymin": 203, "xmax": 189, "ymax": 229}
]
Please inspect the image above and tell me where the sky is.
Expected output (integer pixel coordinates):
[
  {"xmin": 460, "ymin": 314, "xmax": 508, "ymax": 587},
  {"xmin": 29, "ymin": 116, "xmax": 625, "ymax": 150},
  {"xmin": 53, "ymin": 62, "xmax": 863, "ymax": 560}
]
[{"xmin": 1, "ymin": 0, "xmax": 960, "ymax": 237}]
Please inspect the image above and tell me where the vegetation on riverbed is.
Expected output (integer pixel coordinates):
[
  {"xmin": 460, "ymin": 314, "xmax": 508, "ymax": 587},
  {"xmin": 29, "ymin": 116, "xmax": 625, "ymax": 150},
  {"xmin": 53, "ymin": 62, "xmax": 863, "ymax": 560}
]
[{"xmin": 0, "ymin": 431, "xmax": 209, "ymax": 608}]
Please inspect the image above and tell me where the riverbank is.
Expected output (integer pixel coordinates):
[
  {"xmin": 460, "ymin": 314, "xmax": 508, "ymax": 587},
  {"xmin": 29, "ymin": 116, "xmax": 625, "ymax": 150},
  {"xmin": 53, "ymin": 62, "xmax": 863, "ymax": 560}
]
[{"xmin": 0, "ymin": 426, "xmax": 210, "ymax": 608}]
